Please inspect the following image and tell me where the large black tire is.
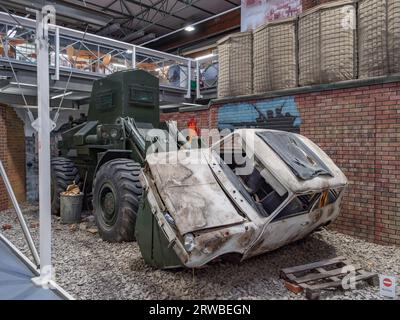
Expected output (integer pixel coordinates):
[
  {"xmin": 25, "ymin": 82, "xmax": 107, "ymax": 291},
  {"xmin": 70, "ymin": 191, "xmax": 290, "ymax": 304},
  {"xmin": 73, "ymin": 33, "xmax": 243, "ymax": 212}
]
[
  {"xmin": 93, "ymin": 158, "xmax": 143, "ymax": 242},
  {"xmin": 51, "ymin": 157, "xmax": 80, "ymax": 215}
]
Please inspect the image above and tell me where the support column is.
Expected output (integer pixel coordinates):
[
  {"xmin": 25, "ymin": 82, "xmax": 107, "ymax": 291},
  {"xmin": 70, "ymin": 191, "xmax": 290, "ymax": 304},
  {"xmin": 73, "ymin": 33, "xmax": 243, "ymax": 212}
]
[{"xmin": 32, "ymin": 5, "xmax": 56, "ymax": 287}]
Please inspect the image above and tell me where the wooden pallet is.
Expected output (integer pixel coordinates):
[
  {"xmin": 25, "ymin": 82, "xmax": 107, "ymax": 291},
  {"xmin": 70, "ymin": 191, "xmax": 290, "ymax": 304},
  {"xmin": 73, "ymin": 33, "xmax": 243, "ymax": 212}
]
[{"xmin": 280, "ymin": 256, "xmax": 379, "ymax": 299}]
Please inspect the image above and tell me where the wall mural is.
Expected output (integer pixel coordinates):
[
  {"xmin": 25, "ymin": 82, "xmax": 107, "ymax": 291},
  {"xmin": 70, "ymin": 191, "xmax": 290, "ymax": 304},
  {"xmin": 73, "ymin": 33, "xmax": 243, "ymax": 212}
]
[
  {"xmin": 241, "ymin": 0, "xmax": 302, "ymax": 32},
  {"xmin": 217, "ymin": 96, "xmax": 301, "ymax": 133}
]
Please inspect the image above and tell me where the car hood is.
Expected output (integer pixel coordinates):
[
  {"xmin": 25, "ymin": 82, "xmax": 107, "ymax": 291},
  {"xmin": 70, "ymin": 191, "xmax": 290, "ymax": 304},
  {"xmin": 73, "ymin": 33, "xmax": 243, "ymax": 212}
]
[{"xmin": 146, "ymin": 149, "xmax": 246, "ymax": 234}]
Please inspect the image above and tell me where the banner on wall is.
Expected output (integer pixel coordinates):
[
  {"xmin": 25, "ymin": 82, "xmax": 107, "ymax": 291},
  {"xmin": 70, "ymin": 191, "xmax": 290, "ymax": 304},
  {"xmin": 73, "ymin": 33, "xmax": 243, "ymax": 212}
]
[{"xmin": 241, "ymin": 0, "xmax": 302, "ymax": 31}]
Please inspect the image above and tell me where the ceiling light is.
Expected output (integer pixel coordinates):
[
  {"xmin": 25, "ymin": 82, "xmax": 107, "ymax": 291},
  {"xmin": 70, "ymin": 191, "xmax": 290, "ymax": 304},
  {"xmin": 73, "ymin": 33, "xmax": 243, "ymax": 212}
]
[
  {"xmin": 112, "ymin": 63, "xmax": 127, "ymax": 69},
  {"xmin": 195, "ymin": 53, "xmax": 215, "ymax": 61},
  {"xmin": 51, "ymin": 91, "xmax": 73, "ymax": 100},
  {"xmin": 184, "ymin": 25, "xmax": 195, "ymax": 32}
]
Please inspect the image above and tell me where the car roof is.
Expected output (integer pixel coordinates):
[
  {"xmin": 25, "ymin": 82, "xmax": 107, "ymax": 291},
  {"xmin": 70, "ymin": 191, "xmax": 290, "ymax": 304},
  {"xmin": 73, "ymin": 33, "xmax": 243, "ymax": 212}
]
[{"xmin": 234, "ymin": 129, "xmax": 348, "ymax": 194}]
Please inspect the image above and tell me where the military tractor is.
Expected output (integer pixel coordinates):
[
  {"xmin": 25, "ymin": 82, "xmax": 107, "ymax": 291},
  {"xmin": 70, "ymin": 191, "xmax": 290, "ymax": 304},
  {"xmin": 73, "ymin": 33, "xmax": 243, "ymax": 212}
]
[{"xmin": 51, "ymin": 69, "xmax": 188, "ymax": 242}]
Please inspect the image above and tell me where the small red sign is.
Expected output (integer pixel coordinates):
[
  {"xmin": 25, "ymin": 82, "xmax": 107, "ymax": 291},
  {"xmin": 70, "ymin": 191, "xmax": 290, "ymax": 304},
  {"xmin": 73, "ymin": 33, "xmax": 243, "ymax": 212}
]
[{"xmin": 383, "ymin": 278, "xmax": 392, "ymax": 287}]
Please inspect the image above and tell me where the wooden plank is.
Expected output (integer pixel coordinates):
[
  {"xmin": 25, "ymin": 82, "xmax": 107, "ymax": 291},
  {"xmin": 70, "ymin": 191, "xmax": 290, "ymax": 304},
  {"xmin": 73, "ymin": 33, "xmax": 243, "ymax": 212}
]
[
  {"xmin": 294, "ymin": 265, "xmax": 361, "ymax": 284},
  {"xmin": 281, "ymin": 256, "xmax": 345, "ymax": 275},
  {"xmin": 359, "ymin": 270, "xmax": 379, "ymax": 286},
  {"xmin": 305, "ymin": 288, "xmax": 321, "ymax": 300},
  {"xmin": 316, "ymin": 267, "xmax": 342, "ymax": 283},
  {"xmin": 286, "ymin": 274, "xmax": 299, "ymax": 282},
  {"xmin": 285, "ymin": 281, "xmax": 304, "ymax": 294},
  {"xmin": 306, "ymin": 272, "xmax": 377, "ymax": 291}
]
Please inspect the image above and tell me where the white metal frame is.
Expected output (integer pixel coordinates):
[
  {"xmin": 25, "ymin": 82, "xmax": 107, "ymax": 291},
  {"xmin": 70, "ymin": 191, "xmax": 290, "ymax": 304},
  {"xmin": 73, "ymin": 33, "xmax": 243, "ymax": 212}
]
[
  {"xmin": 0, "ymin": 11, "xmax": 195, "ymax": 94},
  {"xmin": 29, "ymin": 5, "xmax": 54, "ymax": 287}
]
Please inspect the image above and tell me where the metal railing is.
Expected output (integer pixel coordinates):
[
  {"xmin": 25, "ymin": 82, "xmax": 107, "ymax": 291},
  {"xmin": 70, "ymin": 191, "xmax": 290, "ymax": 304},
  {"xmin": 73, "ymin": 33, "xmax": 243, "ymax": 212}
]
[
  {"xmin": 0, "ymin": 11, "xmax": 194, "ymax": 97},
  {"xmin": 195, "ymin": 54, "xmax": 219, "ymax": 99}
]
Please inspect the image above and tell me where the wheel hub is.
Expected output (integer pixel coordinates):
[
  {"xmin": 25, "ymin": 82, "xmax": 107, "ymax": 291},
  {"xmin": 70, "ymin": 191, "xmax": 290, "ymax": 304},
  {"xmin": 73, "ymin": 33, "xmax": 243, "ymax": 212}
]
[{"xmin": 100, "ymin": 185, "xmax": 117, "ymax": 226}]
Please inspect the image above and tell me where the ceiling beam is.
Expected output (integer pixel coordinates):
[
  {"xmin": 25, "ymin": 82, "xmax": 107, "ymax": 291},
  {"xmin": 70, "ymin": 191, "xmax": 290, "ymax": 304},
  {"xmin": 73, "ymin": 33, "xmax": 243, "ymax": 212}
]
[
  {"xmin": 154, "ymin": 8, "xmax": 240, "ymax": 52},
  {"xmin": 96, "ymin": 23, "xmax": 121, "ymax": 36},
  {"xmin": 176, "ymin": 0, "xmax": 215, "ymax": 16},
  {"xmin": 142, "ymin": 5, "xmax": 240, "ymax": 46},
  {"xmin": 2, "ymin": 0, "xmax": 112, "ymax": 26},
  {"xmin": 123, "ymin": 0, "xmax": 187, "ymax": 22},
  {"xmin": 104, "ymin": 0, "xmax": 119, "ymax": 10},
  {"xmin": 223, "ymin": 0, "xmax": 238, "ymax": 6},
  {"xmin": 119, "ymin": 0, "xmax": 173, "ymax": 31},
  {"xmin": 130, "ymin": 0, "xmax": 202, "ymax": 36},
  {"xmin": 58, "ymin": 0, "xmax": 175, "ymax": 32},
  {"xmin": 134, "ymin": 33, "xmax": 156, "ymax": 45},
  {"xmin": 121, "ymin": 30, "xmax": 145, "ymax": 42}
]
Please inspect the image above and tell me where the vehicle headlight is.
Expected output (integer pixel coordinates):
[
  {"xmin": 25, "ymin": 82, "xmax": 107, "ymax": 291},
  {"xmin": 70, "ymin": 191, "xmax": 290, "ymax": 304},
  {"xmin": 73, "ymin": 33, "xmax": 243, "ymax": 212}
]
[
  {"xmin": 183, "ymin": 233, "xmax": 196, "ymax": 252},
  {"xmin": 110, "ymin": 128, "xmax": 119, "ymax": 139},
  {"xmin": 101, "ymin": 131, "xmax": 109, "ymax": 139}
]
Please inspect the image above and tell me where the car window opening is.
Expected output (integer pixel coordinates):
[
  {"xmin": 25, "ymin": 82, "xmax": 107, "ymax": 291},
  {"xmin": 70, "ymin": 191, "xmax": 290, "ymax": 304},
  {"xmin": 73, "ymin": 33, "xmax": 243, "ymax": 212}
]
[
  {"xmin": 217, "ymin": 135, "xmax": 288, "ymax": 218},
  {"xmin": 215, "ymin": 134, "xmax": 343, "ymax": 221}
]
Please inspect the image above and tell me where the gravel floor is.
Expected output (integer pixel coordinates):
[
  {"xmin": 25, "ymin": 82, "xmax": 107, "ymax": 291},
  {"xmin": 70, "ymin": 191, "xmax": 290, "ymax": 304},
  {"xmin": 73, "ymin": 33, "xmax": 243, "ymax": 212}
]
[{"xmin": 1, "ymin": 203, "xmax": 399, "ymax": 300}]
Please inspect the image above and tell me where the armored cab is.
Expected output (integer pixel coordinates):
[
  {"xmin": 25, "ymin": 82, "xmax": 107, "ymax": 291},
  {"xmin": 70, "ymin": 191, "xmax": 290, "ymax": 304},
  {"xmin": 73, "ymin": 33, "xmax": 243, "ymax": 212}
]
[{"xmin": 51, "ymin": 70, "xmax": 161, "ymax": 242}]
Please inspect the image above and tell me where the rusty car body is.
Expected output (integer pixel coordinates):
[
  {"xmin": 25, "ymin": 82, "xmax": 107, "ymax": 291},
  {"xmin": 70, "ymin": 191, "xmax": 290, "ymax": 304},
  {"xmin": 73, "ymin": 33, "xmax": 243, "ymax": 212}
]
[{"xmin": 135, "ymin": 129, "xmax": 348, "ymax": 269}]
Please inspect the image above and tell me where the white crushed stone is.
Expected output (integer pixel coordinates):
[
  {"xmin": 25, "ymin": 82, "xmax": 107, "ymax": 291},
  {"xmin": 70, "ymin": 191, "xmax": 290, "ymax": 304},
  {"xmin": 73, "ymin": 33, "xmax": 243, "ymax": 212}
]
[{"xmin": 0, "ymin": 203, "xmax": 398, "ymax": 300}]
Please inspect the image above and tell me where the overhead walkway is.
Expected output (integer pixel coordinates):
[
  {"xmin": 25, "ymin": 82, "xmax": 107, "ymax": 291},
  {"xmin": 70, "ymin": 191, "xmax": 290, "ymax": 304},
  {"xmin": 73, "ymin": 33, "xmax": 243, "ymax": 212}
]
[{"xmin": 0, "ymin": 11, "xmax": 195, "ymax": 107}]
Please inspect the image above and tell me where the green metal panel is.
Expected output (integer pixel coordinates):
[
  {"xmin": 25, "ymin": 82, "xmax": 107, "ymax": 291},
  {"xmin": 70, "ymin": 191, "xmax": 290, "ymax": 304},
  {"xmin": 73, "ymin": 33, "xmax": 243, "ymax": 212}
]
[
  {"xmin": 58, "ymin": 70, "xmax": 160, "ymax": 200},
  {"xmin": 88, "ymin": 69, "xmax": 159, "ymax": 127},
  {"xmin": 135, "ymin": 194, "xmax": 183, "ymax": 269},
  {"xmin": 72, "ymin": 121, "xmax": 98, "ymax": 146}
]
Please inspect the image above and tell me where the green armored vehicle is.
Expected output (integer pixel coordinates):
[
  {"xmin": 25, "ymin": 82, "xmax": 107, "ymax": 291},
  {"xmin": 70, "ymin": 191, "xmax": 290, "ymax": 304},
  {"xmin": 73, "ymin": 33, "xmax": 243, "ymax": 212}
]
[{"xmin": 51, "ymin": 69, "xmax": 187, "ymax": 242}]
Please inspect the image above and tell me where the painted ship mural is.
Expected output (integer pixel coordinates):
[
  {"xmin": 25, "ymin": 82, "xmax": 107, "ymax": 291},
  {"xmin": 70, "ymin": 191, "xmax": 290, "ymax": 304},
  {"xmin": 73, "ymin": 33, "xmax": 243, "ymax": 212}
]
[{"xmin": 217, "ymin": 96, "xmax": 301, "ymax": 133}]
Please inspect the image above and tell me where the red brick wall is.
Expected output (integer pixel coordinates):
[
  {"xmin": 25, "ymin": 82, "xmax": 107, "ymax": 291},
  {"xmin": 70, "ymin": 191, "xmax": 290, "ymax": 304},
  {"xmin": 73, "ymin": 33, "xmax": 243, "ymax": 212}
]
[
  {"xmin": 161, "ymin": 82, "xmax": 400, "ymax": 245},
  {"xmin": 160, "ymin": 107, "xmax": 217, "ymax": 131},
  {"xmin": 297, "ymin": 83, "xmax": 400, "ymax": 245},
  {"xmin": 0, "ymin": 104, "xmax": 26, "ymax": 210},
  {"xmin": 0, "ymin": 105, "xmax": 7, "ymax": 210}
]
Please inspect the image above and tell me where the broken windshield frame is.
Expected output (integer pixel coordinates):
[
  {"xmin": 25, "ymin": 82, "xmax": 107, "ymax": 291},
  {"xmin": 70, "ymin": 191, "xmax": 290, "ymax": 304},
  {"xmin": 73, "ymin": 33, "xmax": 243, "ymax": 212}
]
[{"xmin": 210, "ymin": 132, "xmax": 292, "ymax": 219}]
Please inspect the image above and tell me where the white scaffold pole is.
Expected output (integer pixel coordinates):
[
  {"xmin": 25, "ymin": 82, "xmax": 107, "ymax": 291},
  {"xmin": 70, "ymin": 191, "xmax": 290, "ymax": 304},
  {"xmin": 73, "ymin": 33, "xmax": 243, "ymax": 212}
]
[{"xmin": 31, "ymin": 5, "xmax": 56, "ymax": 287}]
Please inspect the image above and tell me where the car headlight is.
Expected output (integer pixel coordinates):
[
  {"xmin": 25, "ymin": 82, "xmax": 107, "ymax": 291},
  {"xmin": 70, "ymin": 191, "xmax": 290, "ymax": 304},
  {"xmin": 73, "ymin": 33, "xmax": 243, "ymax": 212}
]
[
  {"xmin": 183, "ymin": 233, "xmax": 196, "ymax": 252},
  {"xmin": 110, "ymin": 128, "xmax": 119, "ymax": 139},
  {"xmin": 101, "ymin": 131, "xmax": 109, "ymax": 139}
]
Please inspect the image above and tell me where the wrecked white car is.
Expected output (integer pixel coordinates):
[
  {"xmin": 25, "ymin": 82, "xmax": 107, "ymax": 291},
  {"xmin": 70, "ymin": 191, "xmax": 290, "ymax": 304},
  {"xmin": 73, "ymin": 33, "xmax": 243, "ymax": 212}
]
[{"xmin": 135, "ymin": 129, "xmax": 348, "ymax": 269}]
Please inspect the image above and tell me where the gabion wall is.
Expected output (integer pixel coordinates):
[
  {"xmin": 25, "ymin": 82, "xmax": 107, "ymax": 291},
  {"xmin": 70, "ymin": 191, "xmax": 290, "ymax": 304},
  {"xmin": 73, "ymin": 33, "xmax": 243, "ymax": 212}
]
[
  {"xmin": 217, "ymin": 32, "xmax": 253, "ymax": 98},
  {"xmin": 216, "ymin": 0, "xmax": 400, "ymax": 98},
  {"xmin": 359, "ymin": 0, "xmax": 400, "ymax": 78},
  {"xmin": 253, "ymin": 18, "xmax": 297, "ymax": 93},
  {"xmin": 298, "ymin": 0, "xmax": 356, "ymax": 86}
]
